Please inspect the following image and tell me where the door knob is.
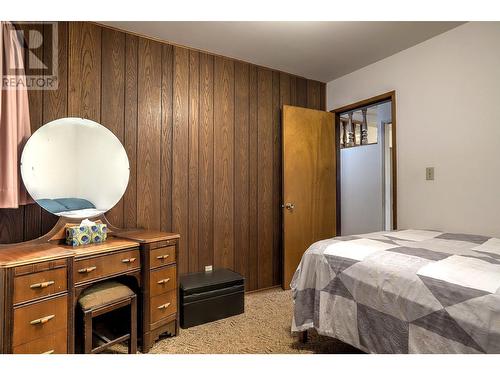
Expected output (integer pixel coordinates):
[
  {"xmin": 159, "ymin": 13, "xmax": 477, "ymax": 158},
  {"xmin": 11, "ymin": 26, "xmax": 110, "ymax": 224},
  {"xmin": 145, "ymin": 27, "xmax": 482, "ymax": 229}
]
[{"xmin": 284, "ymin": 203, "xmax": 295, "ymax": 210}]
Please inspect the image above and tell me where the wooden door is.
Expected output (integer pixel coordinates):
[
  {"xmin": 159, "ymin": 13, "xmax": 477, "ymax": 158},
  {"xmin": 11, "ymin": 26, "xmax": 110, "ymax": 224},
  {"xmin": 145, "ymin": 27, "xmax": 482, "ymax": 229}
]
[{"xmin": 282, "ymin": 105, "xmax": 336, "ymax": 289}]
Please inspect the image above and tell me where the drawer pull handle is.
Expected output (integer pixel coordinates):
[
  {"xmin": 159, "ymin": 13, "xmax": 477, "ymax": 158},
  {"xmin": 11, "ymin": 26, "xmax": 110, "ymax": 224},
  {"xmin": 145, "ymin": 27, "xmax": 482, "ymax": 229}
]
[
  {"xmin": 78, "ymin": 266, "xmax": 97, "ymax": 274},
  {"xmin": 42, "ymin": 350, "xmax": 55, "ymax": 354},
  {"xmin": 157, "ymin": 303, "xmax": 171, "ymax": 310},
  {"xmin": 156, "ymin": 254, "xmax": 170, "ymax": 260},
  {"xmin": 157, "ymin": 278, "xmax": 170, "ymax": 285},
  {"xmin": 30, "ymin": 281, "xmax": 55, "ymax": 289},
  {"xmin": 30, "ymin": 314, "xmax": 55, "ymax": 325},
  {"xmin": 121, "ymin": 257, "xmax": 137, "ymax": 264}
]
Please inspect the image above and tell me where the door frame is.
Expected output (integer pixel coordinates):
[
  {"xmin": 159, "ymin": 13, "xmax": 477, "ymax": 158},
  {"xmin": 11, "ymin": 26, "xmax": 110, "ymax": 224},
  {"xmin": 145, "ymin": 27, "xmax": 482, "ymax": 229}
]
[{"xmin": 331, "ymin": 90, "xmax": 397, "ymax": 235}]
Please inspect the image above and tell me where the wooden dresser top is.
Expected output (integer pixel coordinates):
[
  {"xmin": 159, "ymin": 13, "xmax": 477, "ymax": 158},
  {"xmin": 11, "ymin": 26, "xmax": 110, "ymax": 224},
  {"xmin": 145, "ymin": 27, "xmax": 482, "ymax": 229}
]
[
  {"xmin": 0, "ymin": 229, "xmax": 177, "ymax": 268},
  {"xmin": 0, "ymin": 242, "xmax": 73, "ymax": 268},
  {"xmin": 114, "ymin": 230, "xmax": 180, "ymax": 243}
]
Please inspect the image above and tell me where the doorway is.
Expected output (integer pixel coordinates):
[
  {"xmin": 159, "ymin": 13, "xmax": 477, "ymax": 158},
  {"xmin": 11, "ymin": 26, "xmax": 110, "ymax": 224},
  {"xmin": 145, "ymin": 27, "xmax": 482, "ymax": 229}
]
[
  {"xmin": 281, "ymin": 93, "xmax": 396, "ymax": 289},
  {"xmin": 332, "ymin": 91, "xmax": 397, "ymax": 235}
]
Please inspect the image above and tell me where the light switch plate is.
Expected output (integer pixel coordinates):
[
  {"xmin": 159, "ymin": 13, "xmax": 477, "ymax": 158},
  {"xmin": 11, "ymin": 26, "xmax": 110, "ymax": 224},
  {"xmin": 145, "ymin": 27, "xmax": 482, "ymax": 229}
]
[
  {"xmin": 205, "ymin": 265, "xmax": 213, "ymax": 272},
  {"xmin": 426, "ymin": 167, "xmax": 435, "ymax": 181}
]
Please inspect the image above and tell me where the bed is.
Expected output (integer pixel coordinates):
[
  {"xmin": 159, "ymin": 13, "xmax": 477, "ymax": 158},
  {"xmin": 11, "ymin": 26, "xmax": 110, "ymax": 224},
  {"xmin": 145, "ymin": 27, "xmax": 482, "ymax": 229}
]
[{"xmin": 291, "ymin": 229, "xmax": 500, "ymax": 354}]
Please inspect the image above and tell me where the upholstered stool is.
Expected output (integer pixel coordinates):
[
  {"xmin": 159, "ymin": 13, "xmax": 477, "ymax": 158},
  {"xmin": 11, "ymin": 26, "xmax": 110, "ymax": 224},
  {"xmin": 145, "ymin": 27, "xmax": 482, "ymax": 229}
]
[{"xmin": 78, "ymin": 281, "xmax": 137, "ymax": 354}]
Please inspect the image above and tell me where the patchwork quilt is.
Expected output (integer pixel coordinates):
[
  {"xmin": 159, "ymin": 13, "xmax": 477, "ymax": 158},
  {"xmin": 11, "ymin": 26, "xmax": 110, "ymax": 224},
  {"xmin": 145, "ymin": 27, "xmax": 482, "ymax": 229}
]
[{"xmin": 291, "ymin": 230, "xmax": 500, "ymax": 353}]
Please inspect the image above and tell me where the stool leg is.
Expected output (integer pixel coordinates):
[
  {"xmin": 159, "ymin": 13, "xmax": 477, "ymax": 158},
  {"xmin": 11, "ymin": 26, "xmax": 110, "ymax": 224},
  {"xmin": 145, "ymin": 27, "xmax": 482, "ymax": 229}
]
[
  {"xmin": 298, "ymin": 330, "xmax": 308, "ymax": 344},
  {"xmin": 84, "ymin": 310, "xmax": 93, "ymax": 354},
  {"xmin": 142, "ymin": 333, "xmax": 152, "ymax": 353},
  {"xmin": 129, "ymin": 296, "xmax": 137, "ymax": 354}
]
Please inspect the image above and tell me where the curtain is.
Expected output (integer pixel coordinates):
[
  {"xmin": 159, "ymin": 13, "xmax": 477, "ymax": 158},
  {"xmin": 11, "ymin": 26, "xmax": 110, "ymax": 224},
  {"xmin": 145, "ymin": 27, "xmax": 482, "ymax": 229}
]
[{"xmin": 0, "ymin": 22, "xmax": 32, "ymax": 208}]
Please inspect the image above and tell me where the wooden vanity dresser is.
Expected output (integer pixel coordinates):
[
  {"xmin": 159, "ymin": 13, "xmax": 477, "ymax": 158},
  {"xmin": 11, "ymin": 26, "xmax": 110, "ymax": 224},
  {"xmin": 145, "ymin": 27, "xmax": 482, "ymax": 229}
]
[{"xmin": 0, "ymin": 216, "xmax": 179, "ymax": 354}]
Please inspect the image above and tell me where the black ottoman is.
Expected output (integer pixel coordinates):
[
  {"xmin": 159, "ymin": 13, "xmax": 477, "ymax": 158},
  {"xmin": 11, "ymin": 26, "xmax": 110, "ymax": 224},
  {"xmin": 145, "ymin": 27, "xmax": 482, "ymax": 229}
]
[{"xmin": 180, "ymin": 268, "xmax": 244, "ymax": 328}]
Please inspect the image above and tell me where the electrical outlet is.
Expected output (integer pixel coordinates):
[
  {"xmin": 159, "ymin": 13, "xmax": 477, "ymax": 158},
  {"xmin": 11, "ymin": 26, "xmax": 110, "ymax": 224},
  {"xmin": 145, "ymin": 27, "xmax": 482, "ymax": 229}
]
[
  {"xmin": 205, "ymin": 265, "xmax": 213, "ymax": 272},
  {"xmin": 426, "ymin": 167, "xmax": 435, "ymax": 181}
]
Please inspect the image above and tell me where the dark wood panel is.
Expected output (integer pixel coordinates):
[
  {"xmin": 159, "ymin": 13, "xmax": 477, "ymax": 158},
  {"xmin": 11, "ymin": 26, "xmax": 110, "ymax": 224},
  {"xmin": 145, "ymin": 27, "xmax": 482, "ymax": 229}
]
[
  {"xmin": 137, "ymin": 39, "xmax": 162, "ymax": 230},
  {"xmin": 68, "ymin": 22, "xmax": 101, "ymax": 121},
  {"xmin": 234, "ymin": 61, "xmax": 250, "ymax": 280},
  {"xmin": 213, "ymin": 57, "xmax": 234, "ymax": 270},
  {"xmin": 290, "ymin": 76, "xmax": 297, "ymax": 106},
  {"xmin": 41, "ymin": 22, "xmax": 68, "ymax": 235},
  {"xmin": 160, "ymin": 45, "xmax": 173, "ymax": 233},
  {"xmin": 320, "ymin": 82, "xmax": 326, "ymax": 110},
  {"xmin": 188, "ymin": 50, "xmax": 199, "ymax": 273},
  {"xmin": 23, "ymin": 197, "xmax": 39, "ymax": 244},
  {"xmin": 272, "ymin": 71, "xmax": 281, "ymax": 286},
  {"xmin": 101, "ymin": 28, "xmax": 125, "ymax": 227},
  {"xmin": 247, "ymin": 66, "xmax": 259, "ymax": 291},
  {"xmin": 0, "ymin": 209, "xmax": 24, "ymax": 244},
  {"xmin": 280, "ymin": 73, "xmax": 291, "ymax": 107},
  {"xmin": 123, "ymin": 34, "xmax": 138, "ymax": 229},
  {"xmin": 278, "ymin": 73, "xmax": 291, "ymax": 286},
  {"xmin": 257, "ymin": 68, "xmax": 273, "ymax": 288},
  {"xmin": 22, "ymin": 193, "xmax": 40, "ymax": 244},
  {"xmin": 296, "ymin": 77, "xmax": 308, "ymax": 108},
  {"xmin": 21, "ymin": 22, "xmax": 44, "ymax": 241},
  {"xmin": 307, "ymin": 80, "xmax": 321, "ymax": 110},
  {"xmin": 43, "ymin": 22, "xmax": 68, "ymax": 124},
  {"xmin": 198, "ymin": 53, "xmax": 214, "ymax": 271},
  {"xmin": 0, "ymin": 21, "xmax": 327, "ymax": 291},
  {"xmin": 172, "ymin": 46, "xmax": 190, "ymax": 274}
]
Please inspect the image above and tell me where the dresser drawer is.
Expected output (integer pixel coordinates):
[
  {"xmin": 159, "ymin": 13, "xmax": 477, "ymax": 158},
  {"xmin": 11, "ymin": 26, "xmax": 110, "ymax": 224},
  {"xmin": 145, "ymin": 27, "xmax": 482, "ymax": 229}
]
[
  {"xmin": 150, "ymin": 290, "xmax": 177, "ymax": 324},
  {"xmin": 14, "ymin": 259, "xmax": 67, "ymax": 276},
  {"xmin": 149, "ymin": 239, "xmax": 177, "ymax": 250},
  {"xmin": 13, "ymin": 295, "xmax": 68, "ymax": 347},
  {"xmin": 13, "ymin": 329, "xmax": 67, "ymax": 354},
  {"xmin": 150, "ymin": 265, "xmax": 176, "ymax": 297},
  {"xmin": 13, "ymin": 267, "xmax": 67, "ymax": 305},
  {"xmin": 74, "ymin": 249, "xmax": 140, "ymax": 284},
  {"xmin": 150, "ymin": 246, "xmax": 176, "ymax": 269}
]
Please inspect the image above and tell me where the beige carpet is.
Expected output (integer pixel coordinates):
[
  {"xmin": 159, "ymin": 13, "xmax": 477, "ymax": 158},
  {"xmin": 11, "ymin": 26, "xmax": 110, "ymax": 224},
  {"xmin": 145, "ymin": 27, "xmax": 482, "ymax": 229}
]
[{"xmin": 110, "ymin": 287, "xmax": 361, "ymax": 354}]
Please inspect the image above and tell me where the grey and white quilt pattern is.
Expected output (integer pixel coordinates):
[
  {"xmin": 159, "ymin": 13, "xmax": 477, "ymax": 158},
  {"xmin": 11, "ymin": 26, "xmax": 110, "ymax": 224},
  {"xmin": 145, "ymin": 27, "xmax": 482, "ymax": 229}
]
[{"xmin": 291, "ymin": 229, "xmax": 500, "ymax": 354}]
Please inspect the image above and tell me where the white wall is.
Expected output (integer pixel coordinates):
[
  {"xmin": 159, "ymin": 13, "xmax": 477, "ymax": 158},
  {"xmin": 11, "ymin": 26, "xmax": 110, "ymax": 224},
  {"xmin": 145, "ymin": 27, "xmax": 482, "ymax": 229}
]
[
  {"xmin": 341, "ymin": 144, "xmax": 383, "ymax": 235},
  {"xmin": 328, "ymin": 22, "xmax": 500, "ymax": 237}
]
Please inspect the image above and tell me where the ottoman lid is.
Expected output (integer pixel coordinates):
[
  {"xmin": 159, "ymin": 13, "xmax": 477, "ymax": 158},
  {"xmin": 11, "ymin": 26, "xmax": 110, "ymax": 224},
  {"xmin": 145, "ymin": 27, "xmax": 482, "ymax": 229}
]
[{"xmin": 180, "ymin": 268, "xmax": 244, "ymax": 295}]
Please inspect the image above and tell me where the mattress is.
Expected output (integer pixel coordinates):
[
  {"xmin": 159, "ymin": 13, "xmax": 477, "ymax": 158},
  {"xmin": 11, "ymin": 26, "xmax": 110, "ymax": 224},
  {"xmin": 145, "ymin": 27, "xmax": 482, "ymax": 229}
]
[{"xmin": 291, "ymin": 229, "xmax": 500, "ymax": 354}]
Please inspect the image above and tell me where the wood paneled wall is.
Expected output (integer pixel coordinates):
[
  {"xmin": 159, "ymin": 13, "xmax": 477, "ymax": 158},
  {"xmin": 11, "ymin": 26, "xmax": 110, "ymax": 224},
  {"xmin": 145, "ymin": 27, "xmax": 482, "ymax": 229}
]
[{"xmin": 0, "ymin": 22, "xmax": 326, "ymax": 291}]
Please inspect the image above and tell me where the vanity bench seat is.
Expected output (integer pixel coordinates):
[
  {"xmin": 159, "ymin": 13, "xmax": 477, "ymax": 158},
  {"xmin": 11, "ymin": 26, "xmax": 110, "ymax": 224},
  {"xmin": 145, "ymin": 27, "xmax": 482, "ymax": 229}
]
[{"xmin": 0, "ymin": 220, "xmax": 179, "ymax": 354}]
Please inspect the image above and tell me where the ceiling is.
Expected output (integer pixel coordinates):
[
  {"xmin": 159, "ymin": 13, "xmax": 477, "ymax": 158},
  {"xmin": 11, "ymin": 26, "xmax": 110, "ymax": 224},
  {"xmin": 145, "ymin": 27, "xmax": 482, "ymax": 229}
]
[{"xmin": 102, "ymin": 21, "xmax": 464, "ymax": 82}]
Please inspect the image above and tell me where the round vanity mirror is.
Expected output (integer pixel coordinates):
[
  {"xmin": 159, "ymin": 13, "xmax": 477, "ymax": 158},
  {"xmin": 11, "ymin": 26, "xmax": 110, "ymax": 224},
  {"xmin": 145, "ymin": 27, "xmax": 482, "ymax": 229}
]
[{"xmin": 20, "ymin": 117, "xmax": 130, "ymax": 219}]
